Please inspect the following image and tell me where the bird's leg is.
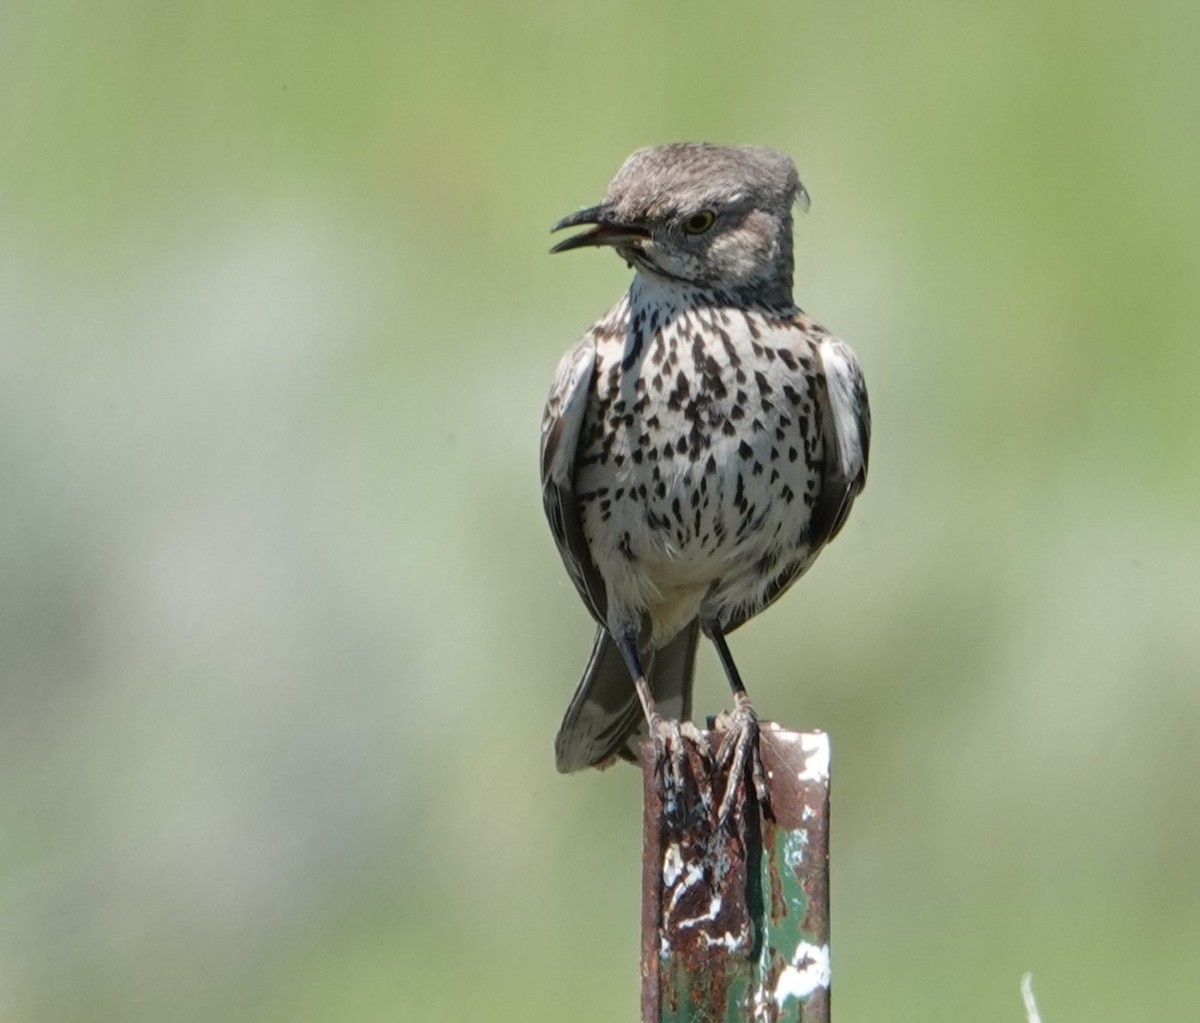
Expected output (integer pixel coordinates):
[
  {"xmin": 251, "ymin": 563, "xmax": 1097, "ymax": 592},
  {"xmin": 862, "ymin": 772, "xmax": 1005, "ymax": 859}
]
[
  {"xmin": 705, "ymin": 624, "xmax": 769, "ymax": 822},
  {"xmin": 616, "ymin": 630, "xmax": 711, "ymax": 823}
]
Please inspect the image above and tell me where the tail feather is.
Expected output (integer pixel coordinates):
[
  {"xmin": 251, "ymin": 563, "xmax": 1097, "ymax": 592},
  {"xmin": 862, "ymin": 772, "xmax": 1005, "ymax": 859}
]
[{"xmin": 554, "ymin": 621, "xmax": 700, "ymax": 773}]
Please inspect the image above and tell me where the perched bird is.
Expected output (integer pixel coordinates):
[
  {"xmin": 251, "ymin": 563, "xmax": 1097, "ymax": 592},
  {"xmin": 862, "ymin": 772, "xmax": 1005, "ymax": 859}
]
[{"xmin": 541, "ymin": 143, "xmax": 869, "ymax": 798}]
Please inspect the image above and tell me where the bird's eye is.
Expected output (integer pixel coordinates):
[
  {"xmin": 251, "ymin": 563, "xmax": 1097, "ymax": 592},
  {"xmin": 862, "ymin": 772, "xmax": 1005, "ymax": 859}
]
[{"xmin": 682, "ymin": 210, "xmax": 716, "ymax": 235}]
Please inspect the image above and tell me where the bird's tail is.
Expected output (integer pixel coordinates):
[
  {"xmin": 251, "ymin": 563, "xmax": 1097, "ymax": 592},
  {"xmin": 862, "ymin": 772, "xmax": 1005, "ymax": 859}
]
[{"xmin": 554, "ymin": 620, "xmax": 700, "ymax": 773}]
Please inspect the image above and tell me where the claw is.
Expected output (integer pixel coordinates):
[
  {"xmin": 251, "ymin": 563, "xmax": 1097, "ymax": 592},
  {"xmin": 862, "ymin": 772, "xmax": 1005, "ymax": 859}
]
[
  {"xmin": 713, "ymin": 693, "xmax": 769, "ymax": 825},
  {"xmin": 648, "ymin": 713, "xmax": 714, "ymax": 827}
]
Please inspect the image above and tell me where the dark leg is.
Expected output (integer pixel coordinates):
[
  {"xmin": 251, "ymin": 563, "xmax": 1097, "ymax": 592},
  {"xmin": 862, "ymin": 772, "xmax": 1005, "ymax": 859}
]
[
  {"xmin": 616, "ymin": 629, "xmax": 711, "ymax": 820},
  {"xmin": 707, "ymin": 625, "xmax": 749, "ymax": 701},
  {"xmin": 614, "ymin": 630, "xmax": 664, "ymax": 735},
  {"xmin": 704, "ymin": 623, "xmax": 769, "ymax": 819}
]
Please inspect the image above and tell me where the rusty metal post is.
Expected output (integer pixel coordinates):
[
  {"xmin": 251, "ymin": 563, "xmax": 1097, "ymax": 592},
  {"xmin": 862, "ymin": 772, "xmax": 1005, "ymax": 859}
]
[{"xmin": 640, "ymin": 724, "xmax": 831, "ymax": 1023}]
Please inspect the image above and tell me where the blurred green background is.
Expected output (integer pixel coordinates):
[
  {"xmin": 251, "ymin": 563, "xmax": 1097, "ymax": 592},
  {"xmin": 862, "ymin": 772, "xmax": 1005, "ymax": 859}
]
[{"xmin": 3, "ymin": 1, "xmax": 1199, "ymax": 1020}]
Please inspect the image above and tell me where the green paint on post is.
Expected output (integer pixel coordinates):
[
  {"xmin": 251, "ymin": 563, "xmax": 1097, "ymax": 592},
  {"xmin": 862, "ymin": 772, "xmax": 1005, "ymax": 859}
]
[{"xmin": 640, "ymin": 726, "xmax": 830, "ymax": 1023}]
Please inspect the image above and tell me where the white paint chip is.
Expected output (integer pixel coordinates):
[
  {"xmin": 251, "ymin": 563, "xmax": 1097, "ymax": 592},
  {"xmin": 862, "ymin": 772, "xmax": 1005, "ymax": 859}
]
[
  {"xmin": 662, "ymin": 844, "xmax": 683, "ymax": 886},
  {"xmin": 783, "ymin": 829, "xmax": 810, "ymax": 872},
  {"xmin": 774, "ymin": 941, "xmax": 831, "ymax": 1004},
  {"xmin": 797, "ymin": 733, "xmax": 830, "ymax": 782}
]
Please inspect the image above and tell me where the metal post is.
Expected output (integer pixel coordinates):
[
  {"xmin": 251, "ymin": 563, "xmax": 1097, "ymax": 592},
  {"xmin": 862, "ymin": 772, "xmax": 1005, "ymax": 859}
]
[{"xmin": 640, "ymin": 724, "xmax": 831, "ymax": 1023}]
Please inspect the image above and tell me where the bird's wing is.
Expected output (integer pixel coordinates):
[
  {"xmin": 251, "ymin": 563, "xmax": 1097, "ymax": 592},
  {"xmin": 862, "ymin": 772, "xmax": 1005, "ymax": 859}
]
[
  {"xmin": 809, "ymin": 334, "xmax": 871, "ymax": 547},
  {"xmin": 540, "ymin": 333, "xmax": 608, "ymax": 625}
]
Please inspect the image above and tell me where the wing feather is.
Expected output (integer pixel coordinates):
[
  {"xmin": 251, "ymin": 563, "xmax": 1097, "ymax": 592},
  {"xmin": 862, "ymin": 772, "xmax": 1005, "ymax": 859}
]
[
  {"xmin": 540, "ymin": 335, "xmax": 608, "ymax": 624},
  {"xmin": 810, "ymin": 335, "xmax": 871, "ymax": 546}
]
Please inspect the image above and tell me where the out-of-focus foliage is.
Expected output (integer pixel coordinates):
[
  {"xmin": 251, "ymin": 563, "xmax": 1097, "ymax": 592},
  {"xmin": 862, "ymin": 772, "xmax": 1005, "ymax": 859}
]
[{"xmin": 2, "ymin": 1, "xmax": 1198, "ymax": 1020}]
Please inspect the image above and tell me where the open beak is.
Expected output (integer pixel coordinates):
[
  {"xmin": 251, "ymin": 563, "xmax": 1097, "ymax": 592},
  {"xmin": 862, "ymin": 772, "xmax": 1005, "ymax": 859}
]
[{"xmin": 550, "ymin": 204, "xmax": 649, "ymax": 254}]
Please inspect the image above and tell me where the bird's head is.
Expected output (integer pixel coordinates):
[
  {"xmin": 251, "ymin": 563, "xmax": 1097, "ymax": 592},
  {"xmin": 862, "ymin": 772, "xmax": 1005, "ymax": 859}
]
[{"xmin": 551, "ymin": 143, "xmax": 809, "ymax": 303}]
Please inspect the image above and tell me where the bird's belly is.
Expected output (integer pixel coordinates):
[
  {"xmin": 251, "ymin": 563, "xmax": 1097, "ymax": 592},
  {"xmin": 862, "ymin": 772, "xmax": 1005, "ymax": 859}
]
[{"xmin": 578, "ymin": 418, "xmax": 819, "ymax": 634}]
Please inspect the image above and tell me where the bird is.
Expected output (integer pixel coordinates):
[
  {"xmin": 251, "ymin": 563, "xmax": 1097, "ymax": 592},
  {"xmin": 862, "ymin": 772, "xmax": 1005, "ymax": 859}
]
[{"xmin": 541, "ymin": 143, "xmax": 869, "ymax": 806}]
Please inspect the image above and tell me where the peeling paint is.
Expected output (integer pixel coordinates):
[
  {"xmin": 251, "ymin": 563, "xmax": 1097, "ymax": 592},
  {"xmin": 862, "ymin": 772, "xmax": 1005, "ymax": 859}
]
[
  {"xmin": 797, "ymin": 733, "xmax": 830, "ymax": 783},
  {"xmin": 783, "ymin": 830, "xmax": 809, "ymax": 871},
  {"xmin": 662, "ymin": 844, "xmax": 684, "ymax": 885},
  {"xmin": 774, "ymin": 942, "xmax": 831, "ymax": 1003}
]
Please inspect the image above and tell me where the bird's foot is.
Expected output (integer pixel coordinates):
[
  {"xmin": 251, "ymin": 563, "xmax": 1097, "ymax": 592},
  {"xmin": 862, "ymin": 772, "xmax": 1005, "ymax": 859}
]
[
  {"xmin": 713, "ymin": 693, "xmax": 769, "ymax": 825},
  {"xmin": 648, "ymin": 713, "xmax": 713, "ymax": 828}
]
